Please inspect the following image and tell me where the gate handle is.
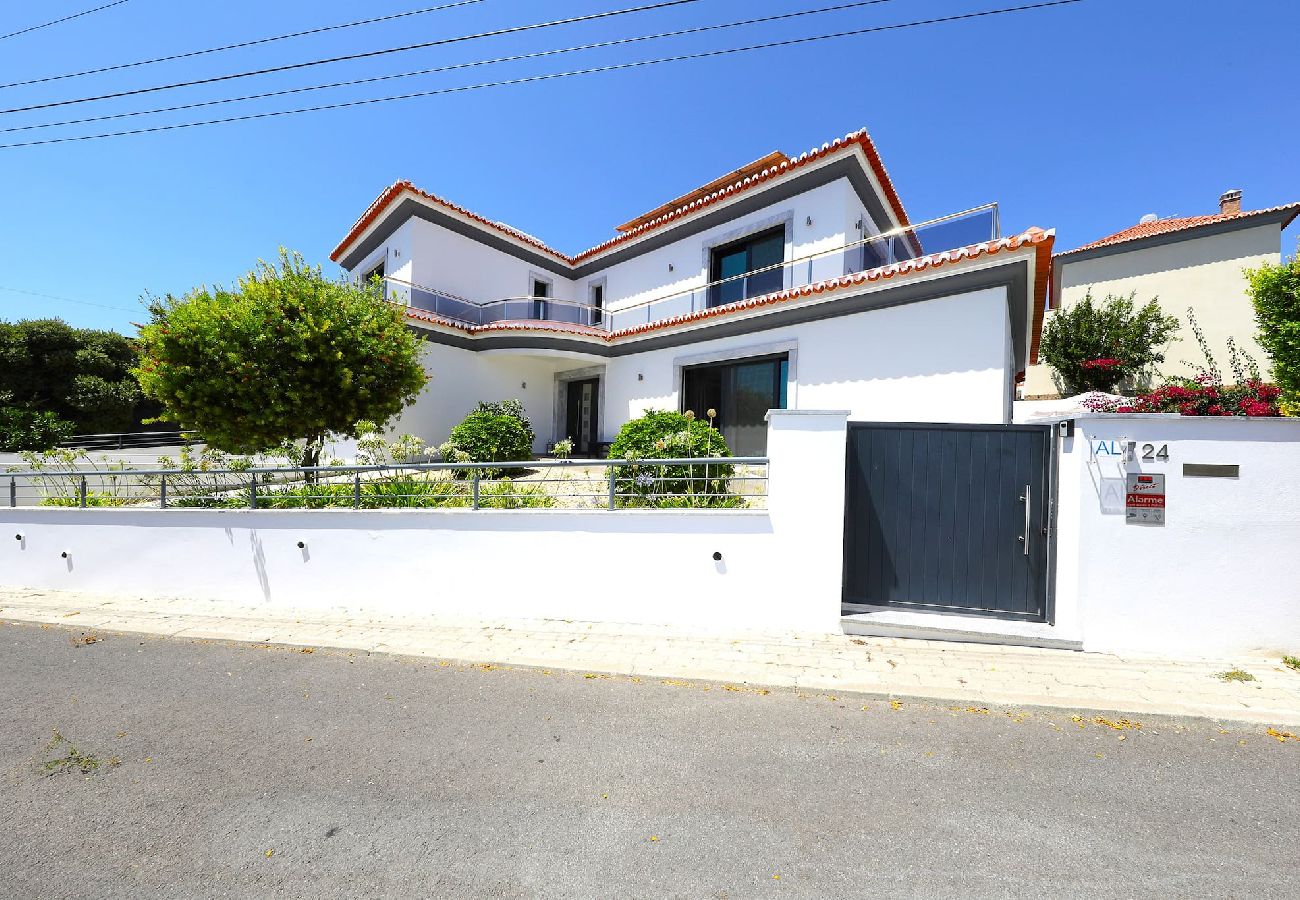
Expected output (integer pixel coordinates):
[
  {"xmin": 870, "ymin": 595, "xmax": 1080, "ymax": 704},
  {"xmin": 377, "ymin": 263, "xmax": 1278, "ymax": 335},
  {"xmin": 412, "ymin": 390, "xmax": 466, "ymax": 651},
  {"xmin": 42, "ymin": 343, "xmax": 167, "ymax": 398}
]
[{"xmin": 1019, "ymin": 484, "xmax": 1031, "ymax": 556}]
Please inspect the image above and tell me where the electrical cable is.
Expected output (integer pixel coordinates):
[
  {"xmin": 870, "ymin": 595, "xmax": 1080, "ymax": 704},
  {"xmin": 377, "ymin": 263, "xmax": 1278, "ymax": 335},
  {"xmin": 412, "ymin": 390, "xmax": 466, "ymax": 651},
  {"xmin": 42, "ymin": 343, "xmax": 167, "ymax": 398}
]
[
  {"xmin": 0, "ymin": 0, "xmax": 483, "ymax": 90},
  {"xmin": 0, "ymin": 0, "xmax": 901, "ymax": 135},
  {"xmin": 0, "ymin": 0, "xmax": 706, "ymax": 114},
  {"xmin": 0, "ymin": 0, "xmax": 1086, "ymax": 150}
]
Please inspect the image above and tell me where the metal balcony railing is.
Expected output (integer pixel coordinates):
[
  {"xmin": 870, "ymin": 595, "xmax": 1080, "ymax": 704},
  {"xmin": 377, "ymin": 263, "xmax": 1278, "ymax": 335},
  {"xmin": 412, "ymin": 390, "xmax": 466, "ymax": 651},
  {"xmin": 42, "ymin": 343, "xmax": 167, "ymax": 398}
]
[{"xmin": 382, "ymin": 203, "xmax": 998, "ymax": 333}]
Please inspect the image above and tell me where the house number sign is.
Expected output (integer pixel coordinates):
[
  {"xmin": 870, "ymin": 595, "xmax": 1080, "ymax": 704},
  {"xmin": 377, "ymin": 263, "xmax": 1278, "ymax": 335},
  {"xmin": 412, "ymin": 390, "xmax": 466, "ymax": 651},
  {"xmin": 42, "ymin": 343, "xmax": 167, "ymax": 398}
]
[
  {"xmin": 1091, "ymin": 440, "xmax": 1171, "ymax": 462},
  {"xmin": 1125, "ymin": 473, "xmax": 1165, "ymax": 525}
]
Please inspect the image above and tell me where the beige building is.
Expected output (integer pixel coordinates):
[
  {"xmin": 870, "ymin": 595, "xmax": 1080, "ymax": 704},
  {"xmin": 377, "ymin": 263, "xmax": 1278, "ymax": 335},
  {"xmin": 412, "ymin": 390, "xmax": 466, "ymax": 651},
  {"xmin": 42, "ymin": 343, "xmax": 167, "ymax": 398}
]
[{"xmin": 1023, "ymin": 191, "xmax": 1299, "ymax": 398}]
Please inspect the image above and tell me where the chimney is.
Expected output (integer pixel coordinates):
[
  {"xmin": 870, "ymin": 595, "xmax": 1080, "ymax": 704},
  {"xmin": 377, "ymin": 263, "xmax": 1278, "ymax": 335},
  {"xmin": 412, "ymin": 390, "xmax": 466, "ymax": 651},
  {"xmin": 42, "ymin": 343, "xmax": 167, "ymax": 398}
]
[{"xmin": 1219, "ymin": 189, "xmax": 1242, "ymax": 216}]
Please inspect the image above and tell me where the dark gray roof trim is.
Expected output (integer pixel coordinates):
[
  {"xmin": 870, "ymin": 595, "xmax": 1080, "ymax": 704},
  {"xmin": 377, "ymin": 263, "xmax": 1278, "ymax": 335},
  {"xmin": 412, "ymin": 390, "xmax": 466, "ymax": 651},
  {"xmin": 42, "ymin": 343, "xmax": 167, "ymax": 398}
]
[
  {"xmin": 340, "ymin": 154, "xmax": 894, "ymax": 277},
  {"xmin": 411, "ymin": 259, "xmax": 1031, "ymax": 370},
  {"xmin": 1056, "ymin": 207, "xmax": 1299, "ymax": 269}
]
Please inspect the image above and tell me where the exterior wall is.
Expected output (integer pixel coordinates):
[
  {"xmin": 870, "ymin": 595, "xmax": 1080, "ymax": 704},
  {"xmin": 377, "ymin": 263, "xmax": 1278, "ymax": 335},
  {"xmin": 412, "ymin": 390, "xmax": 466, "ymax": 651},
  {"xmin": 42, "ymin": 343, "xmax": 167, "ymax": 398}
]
[
  {"xmin": 0, "ymin": 413, "xmax": 850, "ymax": 635},
  {"xmin": 392, "ymin": 342, "xmax": 583, "ymax": 451},
  {"xmin": 601, "ymin": 286, "xmax": 1013, "ymax": 439},
  {"xmin": 348, "ymin": 219, "xmax": 415, "ymax": 294},
  {"xmin": 1024, "ymin": 223, "xmax": 1282, "ymax": 397},
  {"xmin": 1053, "ymin": 414, "xmax": 1300, "ymax": 659},
  {"xmin": 584, "ymin": 177, "xmax": 863, "ymax": 327},
  {"xmin": 395, "ymin": 217, "xmax": 575, "ymax": 305}
]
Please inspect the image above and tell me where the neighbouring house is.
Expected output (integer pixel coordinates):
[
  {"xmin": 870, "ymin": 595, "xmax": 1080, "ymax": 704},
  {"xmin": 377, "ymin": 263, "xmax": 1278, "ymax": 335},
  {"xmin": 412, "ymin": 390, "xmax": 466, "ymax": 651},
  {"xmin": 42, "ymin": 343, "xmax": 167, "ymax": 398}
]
[
  {"xmin": 1021, "ymin": 190, "xmax": 1300, "ymax": 399},
  {"xmin": 330, "ymin": 129, "xmax": 1053, "ymax": 457}
]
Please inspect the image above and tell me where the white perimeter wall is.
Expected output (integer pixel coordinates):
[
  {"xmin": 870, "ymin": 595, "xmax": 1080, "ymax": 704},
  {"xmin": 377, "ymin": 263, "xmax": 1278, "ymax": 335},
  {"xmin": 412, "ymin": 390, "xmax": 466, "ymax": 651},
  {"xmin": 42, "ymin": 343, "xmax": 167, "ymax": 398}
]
[
  {"xmin": 0, "ymin": 412, "xmax": 849, "ymax": 635},
  {"xmin": 1054, "ymin": 414, "xmax": 1300, "ymax": 658},
  {"xmin": 602, "ymin": 285, "xmax": 1013, "ymax": 439}
]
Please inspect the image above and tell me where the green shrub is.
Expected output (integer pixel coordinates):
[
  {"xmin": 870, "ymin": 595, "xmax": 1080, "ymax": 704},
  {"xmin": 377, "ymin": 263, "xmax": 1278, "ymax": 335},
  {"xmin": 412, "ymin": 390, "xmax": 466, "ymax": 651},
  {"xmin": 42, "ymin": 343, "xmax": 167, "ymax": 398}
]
[
  {"xmin": 0, "ymin": 405, "xmax": 74, "ymax": 451},
  {"xmin": 1038, "ymin": 291, "xmax": 1180, "ymax": 394},
  {"xmin": 608, "ymin": 409, "xmax": 734, "ymax": 506},
  {"xmin": 444, "ymin": 409, "xmax": 533, "ymax": 476},
  {"xmin": 1248, "ymin": 243, "xmax": 1300, "ymax": 414},
  {"xmin": 471, "ymin": 399, "xmax": 535, "ymax": 449}
]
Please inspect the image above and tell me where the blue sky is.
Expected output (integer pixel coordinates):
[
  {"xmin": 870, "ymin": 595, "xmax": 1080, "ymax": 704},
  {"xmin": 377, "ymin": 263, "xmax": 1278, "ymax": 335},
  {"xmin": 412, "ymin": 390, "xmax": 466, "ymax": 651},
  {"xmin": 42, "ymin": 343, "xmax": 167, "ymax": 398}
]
[{"xmin": 1, "ymin": 0, "xmax": 1296, "ymax": 333}]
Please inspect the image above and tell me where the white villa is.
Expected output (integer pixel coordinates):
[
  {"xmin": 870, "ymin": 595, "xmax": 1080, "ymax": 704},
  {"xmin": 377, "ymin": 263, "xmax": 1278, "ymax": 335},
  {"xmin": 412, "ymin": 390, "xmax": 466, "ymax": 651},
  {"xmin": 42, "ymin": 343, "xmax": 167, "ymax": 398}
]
[{"xmin": 331, "ymin": 129, "xmax": 1053, "ymax": 457}]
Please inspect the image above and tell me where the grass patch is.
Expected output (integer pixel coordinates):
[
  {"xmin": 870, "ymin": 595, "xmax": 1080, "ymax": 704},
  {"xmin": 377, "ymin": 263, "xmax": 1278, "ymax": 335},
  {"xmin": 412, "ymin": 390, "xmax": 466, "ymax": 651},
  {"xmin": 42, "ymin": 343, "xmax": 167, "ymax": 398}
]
[
  {"xmin": 1283, "ymin": 655, "xmax": 1300, "ymax": 672},
  {"xmin": 39, "ymin": 730, "xmax": 119, "ymax": 777},
  {"xmin": 1216, "ymin": 668, "xmax": 1256, "ymax": 683}
]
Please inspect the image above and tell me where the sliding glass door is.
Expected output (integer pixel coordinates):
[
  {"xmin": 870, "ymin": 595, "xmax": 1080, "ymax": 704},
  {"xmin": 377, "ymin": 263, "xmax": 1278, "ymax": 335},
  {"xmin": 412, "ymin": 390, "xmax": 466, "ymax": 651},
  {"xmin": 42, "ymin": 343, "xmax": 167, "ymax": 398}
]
[{"xmin": 682, "ymin": 354, "xmax": 788, "ymax": 456}]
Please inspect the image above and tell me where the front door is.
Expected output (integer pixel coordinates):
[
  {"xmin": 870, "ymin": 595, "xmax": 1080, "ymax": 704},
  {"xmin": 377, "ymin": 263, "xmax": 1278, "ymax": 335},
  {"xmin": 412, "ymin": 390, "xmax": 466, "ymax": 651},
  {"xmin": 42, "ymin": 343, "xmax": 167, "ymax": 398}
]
[
  {"xmin": 565, "ymin": 379, "xmax": 599, "ymax": 456},
  {"xmin": 843, "ymin": 423, "xmax": 1054, "ymax": 621}
]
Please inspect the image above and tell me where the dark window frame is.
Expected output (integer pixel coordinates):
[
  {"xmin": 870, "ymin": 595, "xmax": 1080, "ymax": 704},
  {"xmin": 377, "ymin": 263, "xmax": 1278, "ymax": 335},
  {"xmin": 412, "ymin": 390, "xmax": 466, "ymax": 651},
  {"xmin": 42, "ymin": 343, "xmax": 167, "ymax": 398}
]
[
  {"xmin": 680, "ymin": 352, "xmax": 789, "ymax": 456},
  {"xmin": 707, "ymin": 226, "xmax": 787, "ymax": 308}
]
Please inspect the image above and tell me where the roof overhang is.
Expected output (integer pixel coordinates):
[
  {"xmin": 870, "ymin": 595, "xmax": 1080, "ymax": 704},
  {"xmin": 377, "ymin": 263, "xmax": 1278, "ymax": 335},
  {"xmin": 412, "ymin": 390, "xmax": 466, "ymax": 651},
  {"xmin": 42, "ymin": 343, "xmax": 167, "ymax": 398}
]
[
  {"xmin": 331, "ymin": 129, "xmax": 913, "ymax": 275},
  {"xmin": 1050, "ymin": 203, "xmax": 1300, "ymax": 306}
]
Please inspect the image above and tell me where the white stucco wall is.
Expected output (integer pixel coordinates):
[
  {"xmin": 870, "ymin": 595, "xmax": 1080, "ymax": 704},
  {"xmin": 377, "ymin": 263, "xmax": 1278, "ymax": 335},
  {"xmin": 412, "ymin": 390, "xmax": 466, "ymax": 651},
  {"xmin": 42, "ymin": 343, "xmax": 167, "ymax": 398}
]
[
  {"xmin": 392, "ymin": 342, "xmax": 584, "ymax": 451},
  {"xmin": 600, "ymin": 285, "xmax": 1013, "ymax": 438},
  {"xmin": 1024, "ymin": 223, "xmax": 1283, "ymax": 397},
  {"xmin": 400, "ymin": 218, "xmax": 575, "ymax": 304},
  {"xmin": 0, "ymin": 413, "xmax": 850, "ymax": 634},
  {"xmin": 1053, "ymin": 415, "xmax": 1300, "ymax": 658}
]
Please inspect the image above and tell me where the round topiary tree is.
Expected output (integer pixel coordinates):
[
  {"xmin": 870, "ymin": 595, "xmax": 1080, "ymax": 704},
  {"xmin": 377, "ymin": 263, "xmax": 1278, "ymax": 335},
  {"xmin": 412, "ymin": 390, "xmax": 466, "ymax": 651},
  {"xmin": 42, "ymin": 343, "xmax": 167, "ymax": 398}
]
[
  {"xmin": 443, "ymin": 407, "xmax": 534, "ymax": 477},
  {"xmin": 608, "ymin": 409, "xmax": 733, "ymax": 505}
]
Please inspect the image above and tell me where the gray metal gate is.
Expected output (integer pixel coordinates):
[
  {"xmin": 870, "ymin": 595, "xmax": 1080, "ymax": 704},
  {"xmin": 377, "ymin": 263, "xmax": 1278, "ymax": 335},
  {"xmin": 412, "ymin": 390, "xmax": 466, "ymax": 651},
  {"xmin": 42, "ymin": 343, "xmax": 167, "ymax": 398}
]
[{"xmin": 843, "ymin": 422, "xmax": 1054, "ymax": 621}]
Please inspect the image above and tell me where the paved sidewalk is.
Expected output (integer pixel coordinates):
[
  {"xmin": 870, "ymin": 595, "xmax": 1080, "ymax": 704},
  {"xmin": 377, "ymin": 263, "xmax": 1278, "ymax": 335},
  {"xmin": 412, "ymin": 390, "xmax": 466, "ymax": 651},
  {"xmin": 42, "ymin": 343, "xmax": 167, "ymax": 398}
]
[{"xmin": 3, "ymin": 587, "xmax": 1299, "ymax": 727}]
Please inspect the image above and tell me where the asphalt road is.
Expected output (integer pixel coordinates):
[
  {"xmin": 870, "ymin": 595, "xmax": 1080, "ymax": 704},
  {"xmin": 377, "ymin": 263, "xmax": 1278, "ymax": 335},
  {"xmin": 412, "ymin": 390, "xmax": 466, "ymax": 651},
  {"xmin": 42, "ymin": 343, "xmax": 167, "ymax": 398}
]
[{"xmin": 2, "ymin": 622, "xmax": 1297, "ymax": 899}]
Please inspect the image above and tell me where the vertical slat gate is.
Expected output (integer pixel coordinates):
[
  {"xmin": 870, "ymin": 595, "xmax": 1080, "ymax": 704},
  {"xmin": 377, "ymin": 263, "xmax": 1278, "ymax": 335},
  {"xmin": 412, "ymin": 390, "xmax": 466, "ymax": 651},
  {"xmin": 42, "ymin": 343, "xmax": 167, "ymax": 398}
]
[{"xmin": 843, "ymin": 422, "xmax": 1053, "ymax": 621}]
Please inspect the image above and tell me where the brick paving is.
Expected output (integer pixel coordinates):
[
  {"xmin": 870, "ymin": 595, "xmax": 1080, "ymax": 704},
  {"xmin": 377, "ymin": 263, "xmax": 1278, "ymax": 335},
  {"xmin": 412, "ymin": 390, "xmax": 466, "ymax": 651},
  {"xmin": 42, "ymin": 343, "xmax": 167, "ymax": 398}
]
[{"xmin": 2, "ymin": 587, "xmax": 1298, "ymax": 727}]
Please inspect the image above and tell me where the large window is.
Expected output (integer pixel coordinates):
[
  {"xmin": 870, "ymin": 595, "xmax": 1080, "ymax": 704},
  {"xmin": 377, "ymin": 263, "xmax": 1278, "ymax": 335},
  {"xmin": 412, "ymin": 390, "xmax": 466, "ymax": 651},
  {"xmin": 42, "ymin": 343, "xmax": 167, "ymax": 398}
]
[
  {"xmin": 708, "ymin": 227, "xmax": 785, "ymax": 308},
  {"xmin": 682, "ymin": 354, "xmax": 788, "ymax": 456}
]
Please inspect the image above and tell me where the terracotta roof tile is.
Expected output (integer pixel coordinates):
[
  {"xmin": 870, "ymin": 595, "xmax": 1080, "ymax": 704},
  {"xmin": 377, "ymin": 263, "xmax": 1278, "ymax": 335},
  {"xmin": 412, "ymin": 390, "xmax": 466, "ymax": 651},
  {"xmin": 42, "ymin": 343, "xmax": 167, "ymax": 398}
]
[
  {"xmin": 331, "ymin": 128, "xmax": 911, "ymax": 266},
  {"xmin": 1059, "ymin": 203, "xmax": 1300, "ymax": 257}
]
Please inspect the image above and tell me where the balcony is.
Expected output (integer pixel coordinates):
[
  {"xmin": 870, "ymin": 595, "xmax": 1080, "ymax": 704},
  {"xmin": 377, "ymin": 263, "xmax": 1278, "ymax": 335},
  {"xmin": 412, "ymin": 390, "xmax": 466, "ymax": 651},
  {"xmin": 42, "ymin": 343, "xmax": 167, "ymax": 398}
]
[{"xmin": 388, "ymin": 203, "xmax": 998, "ymax": 334}]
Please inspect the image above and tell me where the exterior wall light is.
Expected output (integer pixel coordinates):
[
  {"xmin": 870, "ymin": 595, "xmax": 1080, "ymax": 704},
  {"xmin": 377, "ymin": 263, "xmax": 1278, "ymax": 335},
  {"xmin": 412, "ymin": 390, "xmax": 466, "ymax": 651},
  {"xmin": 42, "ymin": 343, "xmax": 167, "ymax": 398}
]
[
  {"xmin": 668, "ymin": 263, "xmax": 674, "ymax": 272},
  {"xmin": 521, "ymin": 381, "xmax": 527, "ymax": 389},
  {"xmin": 712, "ymin": 551, "xmax": 723, "ymax": 561},
  {"xmin": 805, "ymin": 216, "xmax": 813, "ymax": 226},
  {"xmin": 14, "ymin": 533, "xmax": 22, "ymax": 541},
  {"xmin": 60, "ymin": 551, "xmax": 69, "ymax": 559},
  {"xmin": 296, "ymin": 541, "xmax": 306, "ymax": 549},
  {"xmin": 637, "ymin": 373, "xmax": 644, "ymax": 381}
]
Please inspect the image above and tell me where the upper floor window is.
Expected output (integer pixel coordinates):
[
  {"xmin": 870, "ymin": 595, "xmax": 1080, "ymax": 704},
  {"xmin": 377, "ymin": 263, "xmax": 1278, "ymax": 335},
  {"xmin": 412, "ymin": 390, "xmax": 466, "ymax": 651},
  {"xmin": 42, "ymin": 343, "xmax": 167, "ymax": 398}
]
[
  {"xmin": 531, "ymin": 277, "xmax": 550, "ymax": 319},
  {"xmin": 363, "ymin": 261, "xmax": 386, "ymax": 297},
  {"xmin": 708, "ymin": 227, "xmax": 785, "ymax": 308},
  {"xmin": 590, "ymin": 283, "xmax": 604, "ymax": 327}
]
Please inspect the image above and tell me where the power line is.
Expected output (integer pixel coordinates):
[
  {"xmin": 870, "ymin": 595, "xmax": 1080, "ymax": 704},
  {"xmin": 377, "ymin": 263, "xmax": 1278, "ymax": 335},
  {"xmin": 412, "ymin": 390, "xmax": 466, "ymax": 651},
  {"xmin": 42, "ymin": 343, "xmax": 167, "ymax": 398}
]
[
  {"xmin": 0, "ymin": 0, "xmax": 484, "ymax": 91},
  {"xmin": 0, "ymin": 0, "xmax": 705, "ymax": 115},
  {"xmin": 0, "ymin": 0, "xmax": 131, "ymax": 42},
  {"xmin": 1, "ymin": 0, "xmax": 901, "ymax": 135},
  {"xmin": 0, "ymin": 285, "xmax": 141, "ymax": 314},
  {"xmin": 0, "ymin": 0, "xmax": 1086, "ymax": 150}
]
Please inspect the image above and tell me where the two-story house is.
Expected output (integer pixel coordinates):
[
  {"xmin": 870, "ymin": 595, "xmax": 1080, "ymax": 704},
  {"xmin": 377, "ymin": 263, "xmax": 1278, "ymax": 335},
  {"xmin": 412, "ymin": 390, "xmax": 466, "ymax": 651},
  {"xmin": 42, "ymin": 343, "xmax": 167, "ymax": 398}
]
[{"xmin": 330, "ymin": 129, "xmax": 1054, "ymax": 456}]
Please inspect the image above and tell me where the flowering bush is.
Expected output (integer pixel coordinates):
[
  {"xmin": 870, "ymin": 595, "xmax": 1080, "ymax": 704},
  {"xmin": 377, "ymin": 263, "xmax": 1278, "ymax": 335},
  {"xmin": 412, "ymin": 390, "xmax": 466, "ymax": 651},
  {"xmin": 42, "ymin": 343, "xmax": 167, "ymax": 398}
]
[
  {"xmin": 1084, "ymin": 375, "xmax": 1282, "ymax": 417},
  {"xmin": 1037, "ymin": 291, "xmax": 1180, "ymax": 394},
  {"xmin": 608, "ymin": 409, "xmax": 734, "ymax": 506}
]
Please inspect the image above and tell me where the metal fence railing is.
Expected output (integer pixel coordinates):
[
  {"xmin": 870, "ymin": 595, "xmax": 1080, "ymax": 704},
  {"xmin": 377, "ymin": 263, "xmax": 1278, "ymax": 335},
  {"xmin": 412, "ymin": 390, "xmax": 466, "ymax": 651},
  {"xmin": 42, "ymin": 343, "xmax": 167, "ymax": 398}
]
[
  {"xmin": 5, "ymin": 457, "xmax": 768, "ymax": 512},
  {"xmin": 57, "ymin": 430, "xmax": 194, "ymax": 452}
]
